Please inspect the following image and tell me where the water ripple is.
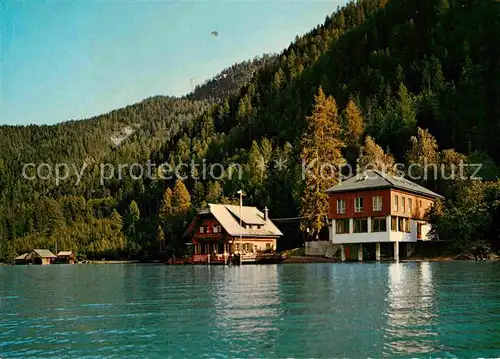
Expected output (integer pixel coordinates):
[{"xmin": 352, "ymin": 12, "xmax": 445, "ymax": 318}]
[{"xmin": 1, "ymin": 262, "xmax": 500, "ymax": 357}]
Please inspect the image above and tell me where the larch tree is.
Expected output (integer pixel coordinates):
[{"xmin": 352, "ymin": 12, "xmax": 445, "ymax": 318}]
[
  {"xmin": 159, "ymin": 187, "xmax": 173, "ymax": 224},
  {"xmin": 300, "ymin": 87, "xmax": 345, "ymax": 238},
  {"xmin": 342, "ymin": 99, "xmax": 365, "ymax": 163},
  {"xmin": 357, "ymin": 136, "xmax": 395, "ymax": 173},
  {"xmin": 110, "ymin": 209, "xmax": 123, "ymax": 232},
  {"xmin": 405, "ymin": 128, "xmax": 440, "ymax": 185},
  {"xmin": 172, "ymin": 180, "xmax": 191, "ymax": 216}
]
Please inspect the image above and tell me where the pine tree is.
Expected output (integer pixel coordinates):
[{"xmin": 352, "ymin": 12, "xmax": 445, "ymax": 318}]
[
  {"xmin": 125, "ymin": 200, "xmax": 140, "ymax": 254},
  {"xmin": 300, "ymin": 87, "xmax": 345, "ymax": 237},
  {"xmin": 206, "ymin": 181, "xmax": 223, "ymax": 204},
  {"xmin": 127, "ymin": 201, "xmax": 140, "ymax": 229},
  {"xmin": 247, "ymin": 140, "xmax": 266, "ymax": 188},
  {"xmin": 157, "ymin": 225, "xmax": 165, "ymax": 252}
]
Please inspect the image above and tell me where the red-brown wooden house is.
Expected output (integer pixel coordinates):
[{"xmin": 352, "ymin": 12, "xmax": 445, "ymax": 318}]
[
  {"xmin": 185, "ymin": 203, "xmax": 283, "ymax": 263},
  {"xmin": 325, "ymin": 169, "xmax": 444, "ymax": 261}
]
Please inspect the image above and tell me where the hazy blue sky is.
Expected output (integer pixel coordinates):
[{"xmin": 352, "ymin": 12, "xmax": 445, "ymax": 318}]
[{"xmin": 1, "ymin": 0, "xmax": 346, "ymax": 126}]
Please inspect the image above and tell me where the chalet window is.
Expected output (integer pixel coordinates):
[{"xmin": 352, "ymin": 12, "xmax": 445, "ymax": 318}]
[
  {"xmin": 372, "ymin": 196, "xmax": 382, "ymax": 211},
  {"xmin": 337, "ymin": 199, "xmax": 346, "ymax": 214},
  {"xmin": 266, "ymin": 243, "xmax": 271, "ymax": 249},
  {"xmin": 405, "ymin": 218, "xmax": 411, "ymax": 233},
  {"xmin": 401, "ymin": 197, "xmax": 406, "ymax": 212},
  {"xmin": 372, "ymin": 216, "xmax": 387, "ymax": 232},
  {"xmin": 393, "ymin": 195, "xmax": 399, "ymax": 211},
  {"xmin": 408, "ymin": 198, "xmax": 413, "ymax": 214},
  {"xmin": 391, "ymin": 216, "xmax": 398, "ymax": 231},
  {"xmin": 199, "ymin": 226, "xmax": 204, "ymax": 234},
  {"xmin": 354, "ymin": 197, "xmax": 364, "ymax": 213},
  {"xmin": 336, "ymin": 219, "xmax": 350, "ymax": 234},
  {"xmin": 353, "ymin": 218, "xmax": 368, "ymax": 233},
  {"xmin": 213, "ymin": 226, "xmax": 218, "ymax": 233}
]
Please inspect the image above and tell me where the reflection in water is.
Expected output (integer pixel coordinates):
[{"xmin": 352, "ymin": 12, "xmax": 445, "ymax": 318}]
[
  {"xmin": 384, "ymin": 262, "xmax": 440, "ymax": 356},
  {"xmin": 210, "ymin": 265, "xmax": 281, "ymax": 354}
]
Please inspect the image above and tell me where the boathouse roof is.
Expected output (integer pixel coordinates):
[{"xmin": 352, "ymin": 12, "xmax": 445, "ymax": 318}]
[
  {"xmin": 57, "ymin": 251, "xmax": 74, "ymax": 257},
  {"xmin": 325, "ymin": 169, "xmax": 444, "ymax": 199},
  {"xmin": 28, "ymin": 249, "xmax": 57, "ymax": 259},
  {"xmin": 14, "ymin": 253, "xmax": 28, "ymax": 260}
]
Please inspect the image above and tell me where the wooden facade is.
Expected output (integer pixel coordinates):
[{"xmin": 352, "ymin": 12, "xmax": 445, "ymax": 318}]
[
  {"xmin": 328, "ymin": 188, "xmax": 434, "ymax": 221},
  {"xmin": 24, "ymin": 249, "xmax": 57, "ymax": 265},
  {"xmin": 192, "ymin": 215, "xmax": 277, "ymax": 255},
  {"xmin": 186, "ymin": 204, "xmax": 282, "ymax": 264},
  {"xmin": 56, "ymin": 251, "xmax": 76, "ymax": 264},
  {"xmin": 325, "ymin": 170, "xmax": 444, "ymax": 257}
]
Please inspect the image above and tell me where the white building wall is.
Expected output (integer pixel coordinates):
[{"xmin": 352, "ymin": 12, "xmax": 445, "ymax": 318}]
[
  {"xmin": 332, "ymin": 231, "xmax": 391, "ymax": 244},
  {"xmin": 331, "ymin": 216, "xmax": 431, "ymax": 244},
  {"xmin": 421, "ymin": 223, "xmax": 432, "ymax": 241}
]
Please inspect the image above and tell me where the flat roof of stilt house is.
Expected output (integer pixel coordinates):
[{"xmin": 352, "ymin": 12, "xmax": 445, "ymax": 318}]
[{"xmin": 325, "ymin": 169, "xmax": 444, "ymax": 199}]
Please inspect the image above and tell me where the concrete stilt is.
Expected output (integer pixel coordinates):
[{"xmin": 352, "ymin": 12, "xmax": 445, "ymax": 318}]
[
  {"xmin": 394, "ymin": 241, "xmax": 399, "ymax": 262},
  {"xmin": 340, "ymin": 244, "xmax": 346, "ymax": 262},
  {"xmin": 357, "ymin": 244, "xmax": 363, "ymax": 261},
  {"xmin": 375, "ymin": 242, "xmax": 381, "ymax": 261},
  {"xmin": 406, "ymin": 242, "xmax": 413, "ymax": 258}
]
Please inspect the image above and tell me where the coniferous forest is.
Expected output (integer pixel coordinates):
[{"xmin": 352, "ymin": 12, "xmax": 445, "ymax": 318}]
[{"xmin": 2, "ymin": 0, "xmax": 500, "ymax": 262}]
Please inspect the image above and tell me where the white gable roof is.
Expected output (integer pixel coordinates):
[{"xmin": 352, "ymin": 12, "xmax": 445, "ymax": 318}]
[{"xmin": 205, "ymin": 203, "xmax": 283, "ymax": 238}]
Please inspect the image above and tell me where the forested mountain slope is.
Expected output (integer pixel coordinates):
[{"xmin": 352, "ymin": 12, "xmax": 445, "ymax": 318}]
[
  {"xmin": 190, "ymin": 55, "xmax": 277, "ymax": 101},
  {"xmin": 2, "ymin": 0, "xmax": 500, "ymax": 261}
]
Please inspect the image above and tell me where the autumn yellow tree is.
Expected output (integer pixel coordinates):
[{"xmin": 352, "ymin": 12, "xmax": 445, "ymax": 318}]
[
  {"xmin": 300, "ymin": 87, "xmax": 345, "ymax": 238},
  {"xmin": 159, "ymin": 187, "xmax": 173, "ymax": 224},
  {"xmin": 357, "ymin": 135, "xmax": 395, "ymax": 173},
  {"xmin": 342, "ymin": 99, "xmax": 365, "ymax": 163},
  {"xmin": 172, "ymin": 180, "xmax": 191, "ymax": 216},
  {"xmin": 405, "ymin": 128, "xmax": 440, "ymax": 183}
]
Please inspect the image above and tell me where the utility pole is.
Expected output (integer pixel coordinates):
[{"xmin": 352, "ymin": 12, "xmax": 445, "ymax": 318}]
[{"xmin": 237, "ymin": 190, "xmax": 244, "ymax": 265}]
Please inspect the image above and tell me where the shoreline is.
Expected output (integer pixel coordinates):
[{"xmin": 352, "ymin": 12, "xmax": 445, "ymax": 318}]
[
  {"xmin": 82, "ymin": 260, "xmax": 141, "ymax": 264},
  {"xmin": 284, "ymin": 255, "xmax": 500, "ymax": 263}
]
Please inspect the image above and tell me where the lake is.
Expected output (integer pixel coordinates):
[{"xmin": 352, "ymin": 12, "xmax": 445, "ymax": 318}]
[{"xmin": 1, "ymin": 262, "xmax": 500, "ymax": 358}]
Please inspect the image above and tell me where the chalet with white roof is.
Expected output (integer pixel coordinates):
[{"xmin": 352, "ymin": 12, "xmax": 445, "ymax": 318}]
[{"xmin": 186, "ymin": 203, "xmax": 283, "ymax": 263}]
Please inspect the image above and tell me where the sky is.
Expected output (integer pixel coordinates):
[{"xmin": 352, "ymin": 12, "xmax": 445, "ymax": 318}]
[{"xmin": 0, "ymin": 0, "xmax": 347, "ymax": 126}]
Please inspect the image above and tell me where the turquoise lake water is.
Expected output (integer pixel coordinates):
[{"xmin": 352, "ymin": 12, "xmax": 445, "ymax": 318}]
[{"xmin": 1, "ymin": 262, "xmax": 500, "ymax": 358}]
